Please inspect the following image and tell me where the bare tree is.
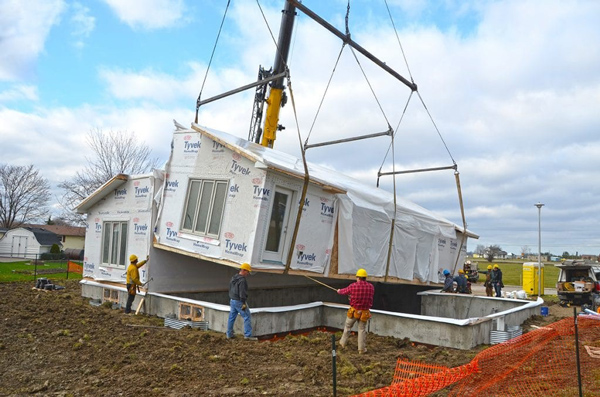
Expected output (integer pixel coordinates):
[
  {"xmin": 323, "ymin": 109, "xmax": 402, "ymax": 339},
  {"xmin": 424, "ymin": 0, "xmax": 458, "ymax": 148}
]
[
  {"xmin": 58, "ymin": 128, "xmax": 160, "ymax": 224},
  {"xmin": 521, "ymin": 245, "xmax": 531, "ymax": 258},
  {"xmin": 0, "ymin": 164, "xmax": 51, "ymax": 229},
  {"xmin": 475, "ymin": 244, "xmax": 486, "ymax": 256},
  {"xmin": 485, "ymin": 245, "xmax": 503, "ymax": 263}
]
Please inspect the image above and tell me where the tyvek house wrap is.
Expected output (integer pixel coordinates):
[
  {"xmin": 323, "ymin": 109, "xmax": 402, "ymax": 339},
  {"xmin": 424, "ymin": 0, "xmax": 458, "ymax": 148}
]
[
  {"xmin": 78, "ymin": 174, "xmax": 155, "ymax": 283},
  {"xmin": 153, "ymin": 125, "xmax": 337, "ymax": 273},
  {"xmin": 152, "ymin": 123, "xmax": 471, "ymax": 284}
]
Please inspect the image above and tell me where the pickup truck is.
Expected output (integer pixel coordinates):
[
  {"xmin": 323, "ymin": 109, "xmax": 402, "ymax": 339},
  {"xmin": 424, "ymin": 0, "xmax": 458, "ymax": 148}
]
[{"xmin": 556, "ymin": 260, "xmax": 600, "ymax": 305}]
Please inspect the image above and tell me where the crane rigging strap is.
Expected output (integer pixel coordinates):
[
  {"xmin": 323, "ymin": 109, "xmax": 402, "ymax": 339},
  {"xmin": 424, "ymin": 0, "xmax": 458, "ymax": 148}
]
[{"xmin": 195, "ymin": 0, "xmax": 231, "ymax": 124}]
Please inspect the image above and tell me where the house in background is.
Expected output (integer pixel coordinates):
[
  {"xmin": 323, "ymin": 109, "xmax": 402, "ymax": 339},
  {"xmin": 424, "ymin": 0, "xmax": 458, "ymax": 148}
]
[
  {"xmin": 0, "ymin": 227, "xmax": 62, "ymax": 258},
  {"xmin": 26, "ymin": 224, "xmax": 86, "ymax": 251}
]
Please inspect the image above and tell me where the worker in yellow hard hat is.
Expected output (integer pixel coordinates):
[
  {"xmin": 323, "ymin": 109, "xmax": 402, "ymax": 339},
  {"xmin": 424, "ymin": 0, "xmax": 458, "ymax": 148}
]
[
  {"xmin": 454, "ymin": 269, "xmax": 469, "ymax": 293},
  {"xmin": 484, "ymin": 265, "xmax": 494, "ymax": 297},
  {"xmin": 125, "ymin": 254, "xmax": 149, "ymax": 314},
  {"xmin": 337, "ymin": 268, "xmax": 375, "ymax": 354},
  {"xmin": 227, "ymin": 263, "xmax": 258, "ymax": 341},
  {"xmin": 491, "ymin": 264, "xmax": 503, "ymax": 297}
]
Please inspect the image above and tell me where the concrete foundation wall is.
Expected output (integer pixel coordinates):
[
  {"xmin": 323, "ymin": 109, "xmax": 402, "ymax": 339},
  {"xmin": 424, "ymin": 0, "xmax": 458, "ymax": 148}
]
[{"xmin": 81, "ymin": 281, "xmax": 541, "ymax": 350}]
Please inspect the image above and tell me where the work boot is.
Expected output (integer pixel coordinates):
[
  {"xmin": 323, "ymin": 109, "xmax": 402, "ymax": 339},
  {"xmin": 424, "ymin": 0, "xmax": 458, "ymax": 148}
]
[
  {"xmin": 244, "ymin": 336, "xmax": 258, "ymax": 341},
  {"xmin": 338, "ymin": 342, "xmax": 346, "ymax": 350},
  {"xmin": 358, "ymin": 349, "xmax": 367, "ymax": 354},
  {"xmin": 226, "ymin": 334, "xmax": 235, "ymax": 340}
]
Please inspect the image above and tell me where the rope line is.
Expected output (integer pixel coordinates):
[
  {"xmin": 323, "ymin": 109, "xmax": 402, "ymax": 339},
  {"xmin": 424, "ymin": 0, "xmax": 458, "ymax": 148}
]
[
  {"xmin": 195, "ymin": 0, "xmax": 231, "ymax": 123},
  {"xmin": 383, "ymin": 0, "xmax": 415, "ymax": 84},
  {"xmin": 377, "ymin": 91, "xmax": 414, "ymax": 180},
  {"xmin": 348, "ymin": 45, "xmax": 392, "ymax": 128},
  {"xmin": 256, "ymin": 0, "xmax": 289, "ymax": 77},
  {"xmin": 304, "ymin": 44, "xmax": 346, "ymax": 146},
  {"xmin": 416, "ymin": 91, "xmax": 456, "ymax": 164}
]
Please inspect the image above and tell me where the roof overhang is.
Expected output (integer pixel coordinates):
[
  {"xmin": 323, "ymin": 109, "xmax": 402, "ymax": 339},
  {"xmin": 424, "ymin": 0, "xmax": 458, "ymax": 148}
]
[{"xmin": 76, "ymin": 174, "xmax": 128, "ymax": 213}]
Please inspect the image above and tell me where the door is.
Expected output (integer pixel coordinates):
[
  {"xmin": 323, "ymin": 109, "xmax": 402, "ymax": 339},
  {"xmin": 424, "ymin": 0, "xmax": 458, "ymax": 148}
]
[
  {"xmin": 262, "ymin": 187, "xmax": 294, "ymax": 264},
  {"xmin": 11, "ymin": 236, "xmax": 28, "ymax": 258}
]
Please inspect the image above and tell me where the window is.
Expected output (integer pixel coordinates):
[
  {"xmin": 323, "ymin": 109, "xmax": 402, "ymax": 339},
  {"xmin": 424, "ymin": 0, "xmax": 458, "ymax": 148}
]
[
  {"xmin": 101, "ymin": 221, "xmax": 128, "ymax": 267},
  {"xmin": 181, "ymin": 179, "xmax": 228, "ymax": 238}
]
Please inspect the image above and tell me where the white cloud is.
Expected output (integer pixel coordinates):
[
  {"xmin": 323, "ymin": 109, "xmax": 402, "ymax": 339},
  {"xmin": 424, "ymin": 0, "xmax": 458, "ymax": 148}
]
[
  {"xmin": 103, "ymin": 0, "xmax": 186, "ymax": 30},
  {"xmin": 0, "ymin": 0, "xmax": 65, "ymax": 81},
  {"xmin": 0, "ymin": 85, "xmax": 39, "ymax": 103},
  {"xmin": 70, "ymin": 2, "xmax": 95, "ymax": 49}
]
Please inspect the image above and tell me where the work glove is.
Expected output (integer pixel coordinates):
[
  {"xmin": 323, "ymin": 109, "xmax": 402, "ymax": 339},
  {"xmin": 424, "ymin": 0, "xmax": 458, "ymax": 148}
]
[{"xmin": 241, "ymin": 304, "xmax": 247, "ymax": 310}]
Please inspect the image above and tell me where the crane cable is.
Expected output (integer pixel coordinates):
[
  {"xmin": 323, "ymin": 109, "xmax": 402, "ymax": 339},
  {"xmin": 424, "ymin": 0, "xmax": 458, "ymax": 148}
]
[
  {"xmin": 303, "ymin": 43, "xmax": 346, "ymax": 146},
  {"xmin": 381, "ymin": 0, "xmax": 468, "ymax": 278},
  {"xmin": 305, "ymin": 0, "xmax": 392, "ymax": 148},
  {"xmin": 194, "ymin": 0, "xmax": 231, "ymax": 124}
]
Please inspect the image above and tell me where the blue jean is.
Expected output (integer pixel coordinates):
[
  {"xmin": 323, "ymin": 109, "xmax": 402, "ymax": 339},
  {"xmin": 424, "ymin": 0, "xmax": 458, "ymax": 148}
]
[
  {"xmin": 493, "ymin": 282, "xmax": 502, "ymax": 297},
  {"xmin": 227, "ymin": 299, "xmax": 252, "ymax": 338}
]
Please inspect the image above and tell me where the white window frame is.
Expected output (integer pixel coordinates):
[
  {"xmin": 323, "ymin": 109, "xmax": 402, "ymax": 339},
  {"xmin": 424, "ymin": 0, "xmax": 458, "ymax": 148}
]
[
  {"xmin": 181, "ymin": 178, "xmax": 228, "ymax": 238},
  {"xmin": 101, "ymin": 221, "xmax": 128, "ymax": 268}
]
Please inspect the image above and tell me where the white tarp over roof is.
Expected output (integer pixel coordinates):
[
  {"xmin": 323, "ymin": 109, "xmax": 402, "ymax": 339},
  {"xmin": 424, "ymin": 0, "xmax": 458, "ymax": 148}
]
[{"xmin": 194, "ymin": 123, "xmax": 476, "ymax": 283}]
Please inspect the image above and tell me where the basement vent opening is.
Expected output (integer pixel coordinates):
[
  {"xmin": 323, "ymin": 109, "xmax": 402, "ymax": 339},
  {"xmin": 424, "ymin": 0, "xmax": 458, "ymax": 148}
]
[
  {"xmin": 179, "ymin": 303, "xmax": 205, "ymax": 321},
  {"xmin": 103, "ymin": 288, "xmax": 119, "ymax": 303}
]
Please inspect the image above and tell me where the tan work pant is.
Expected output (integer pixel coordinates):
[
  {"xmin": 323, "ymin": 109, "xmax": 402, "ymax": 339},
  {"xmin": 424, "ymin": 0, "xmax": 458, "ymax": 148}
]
[{"xmin": 340, "ymin": 316, "xmax": 367, "ymax": 352}]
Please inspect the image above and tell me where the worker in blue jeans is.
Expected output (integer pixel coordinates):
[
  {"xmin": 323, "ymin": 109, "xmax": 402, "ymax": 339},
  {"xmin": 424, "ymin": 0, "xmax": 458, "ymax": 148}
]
[
  {"xmin": 491, "ymin": 264, "xmax": 504, "ymax": 297},
  {"xmin": 227, "ymin": 263, "xmax": 257, "ymax": 340}
]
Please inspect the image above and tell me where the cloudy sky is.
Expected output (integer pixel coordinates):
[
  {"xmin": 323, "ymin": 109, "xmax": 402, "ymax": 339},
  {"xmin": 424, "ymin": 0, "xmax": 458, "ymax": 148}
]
[{"xmin": 1, "ymin": 0, "xmax": 599, "ymax": 257}]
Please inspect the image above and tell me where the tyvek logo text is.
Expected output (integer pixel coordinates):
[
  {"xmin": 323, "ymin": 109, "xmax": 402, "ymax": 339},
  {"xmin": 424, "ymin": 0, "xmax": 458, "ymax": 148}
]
[
  {"xmin": 252, "ymin": 185, "xmax": 270, "ymax": 201},
  {"xmin": 183, "ymin": 135, "xmax": 201, "ymax": 153},
  {"xmin": 224, "ymin": 233, "xmax": 247, "ymax": 257},
  {"xmin": 114, "ymin": 188, "xmax": 127, "ymax": 200}
]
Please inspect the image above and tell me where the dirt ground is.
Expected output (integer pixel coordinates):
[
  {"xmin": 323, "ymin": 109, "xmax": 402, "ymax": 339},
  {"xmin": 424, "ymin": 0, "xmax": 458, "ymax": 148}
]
[{"xmin": 0, "ymin": 280, "xmax": 575, "ymax": 396}]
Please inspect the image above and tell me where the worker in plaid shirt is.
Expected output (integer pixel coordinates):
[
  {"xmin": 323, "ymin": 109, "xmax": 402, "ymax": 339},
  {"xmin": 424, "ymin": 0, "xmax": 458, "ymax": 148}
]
[{"xmin": 337, "ymin": 268, "xmax": 375, "ymax": 354}]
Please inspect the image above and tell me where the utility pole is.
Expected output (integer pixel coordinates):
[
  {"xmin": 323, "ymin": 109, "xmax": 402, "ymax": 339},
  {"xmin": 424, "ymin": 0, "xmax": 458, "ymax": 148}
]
[{"xmin": 535, "ymin": 203, "xmax": 544, "ymax": 297}]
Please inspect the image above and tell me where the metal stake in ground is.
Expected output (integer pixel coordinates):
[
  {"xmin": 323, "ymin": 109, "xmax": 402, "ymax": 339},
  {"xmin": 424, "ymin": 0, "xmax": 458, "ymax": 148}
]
[
  {"xmin": 135, "ymin": 277, "xmax": 153, "ymax": 315},
  {"xmin": 331, "ymin": 334, "xmax": 337, "ymax": 397},
  {"xmin": 574, "ymin": 307, "xmax": 583, "ymax": 397}
]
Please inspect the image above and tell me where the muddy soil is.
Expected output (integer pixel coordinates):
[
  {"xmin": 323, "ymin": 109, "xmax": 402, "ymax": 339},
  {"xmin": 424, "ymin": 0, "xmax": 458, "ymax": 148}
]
[{"xmin": 0, "ymin": 280, "xmax": 573, "ymax": 396}]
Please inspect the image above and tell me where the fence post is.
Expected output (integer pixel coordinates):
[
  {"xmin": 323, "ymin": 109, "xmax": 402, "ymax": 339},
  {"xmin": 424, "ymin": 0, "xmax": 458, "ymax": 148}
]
[
  {"xmin": 33, "ymin": 254, "xmax": 38, "ymax": 281},
  {"xmin": 574, "ymin": 307, "xmax": 583, "ymax": 397}
]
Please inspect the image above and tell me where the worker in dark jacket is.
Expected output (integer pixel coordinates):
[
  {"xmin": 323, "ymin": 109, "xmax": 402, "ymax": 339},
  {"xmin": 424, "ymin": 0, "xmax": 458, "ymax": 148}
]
[
  {"xmin": 454, "ymin": 269, "xmax": 469, "ymax": 293},
  {"xmin": 491, "ymin": 264, "xmax": 503, "ymax": 297},
  {"xmin": 125, "ymin": 254, "xmax": 148, "ymax": 314},
  {"xmin": 227, "ymin": 263, "xmax": 257, "ymax": 340},
  {"xmin": 441, "ymin": 269, "xmax": 454, "ymax": 292}
]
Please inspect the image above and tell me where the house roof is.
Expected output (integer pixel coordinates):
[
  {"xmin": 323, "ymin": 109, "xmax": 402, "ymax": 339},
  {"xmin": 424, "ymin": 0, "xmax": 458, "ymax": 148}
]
[
  {"xmin": 192, "ymin": 123, "xmax": 478, "ymax": 239},
  {"xmin": 75, "ymin": 174, "xmax": 129, "ymax": 213},
  {"xmin": 24, "ymin": 227, "xmax": 62, "ymax": 246},
  {"xmin": 25, "ymin": 224, "xmax": 85, "ymax": 237}
]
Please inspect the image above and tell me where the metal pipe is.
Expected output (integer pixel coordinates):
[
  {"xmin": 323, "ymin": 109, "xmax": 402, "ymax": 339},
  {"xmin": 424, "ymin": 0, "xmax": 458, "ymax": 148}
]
[
  {"xmin": 574, "ymin": 307, "xmax": 583, "ymax": 397},
  {"xmin": 304, "ymin": 128, "xmax": 392, "ymax": 149},
  {"xmin": 196, "ymin": 71, "xmax": 287, "ymax": 107},
  {"xmin": 378, "ymin": 164, "xmax": 457, "ymax": 177},
  {"xmin": 288, "ymin": 0, "xmax": 417, "ymax": 91},
  {"xmin": 535, "ymin": 202, "xmax": 544, "ymax": 297}
]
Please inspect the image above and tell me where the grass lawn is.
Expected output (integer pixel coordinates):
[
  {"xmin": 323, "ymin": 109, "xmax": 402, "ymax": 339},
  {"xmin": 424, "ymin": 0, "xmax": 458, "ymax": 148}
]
[
  {"xmin": 0, "ymin": 260, "xmax": 83, "ymax": 283},
  {"xmin": 476, "ymin": 260, "xmax": 559, "ymax": 288}
]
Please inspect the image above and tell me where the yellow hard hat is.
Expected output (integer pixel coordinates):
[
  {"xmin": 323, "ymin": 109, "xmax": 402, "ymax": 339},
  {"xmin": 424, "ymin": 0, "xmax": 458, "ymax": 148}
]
[
  {"xmin": 240, "ymin": 263, "xmax": 252, "ymax": 272},
  {"xmin": 129, "ymin": 254, "xmax": 138, "ymax": 263},
  {"xmin": 356, "ymin": 268, "xmax": 368, "ymax": 278},
  {"xmin": 458, "ymin": 269, "xmax": 465, "ymax": 274},
  {"xmin": 493, "ymin": 264, "xmax": 499, "ymax": 269},
  {"xmin": 487, "ymin": 265, "xmax": 492, "ymax": 270}
]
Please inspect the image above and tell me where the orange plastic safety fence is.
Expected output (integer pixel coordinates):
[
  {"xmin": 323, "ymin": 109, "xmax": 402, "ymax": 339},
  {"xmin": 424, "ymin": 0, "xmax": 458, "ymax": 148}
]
[
  {"xmin": 355, "ymin": 316, "xmax": 600, "ymax": 397},
  {"xmin": 356, "ymin": 359, "xmax": 479, "ymax": 396}
]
